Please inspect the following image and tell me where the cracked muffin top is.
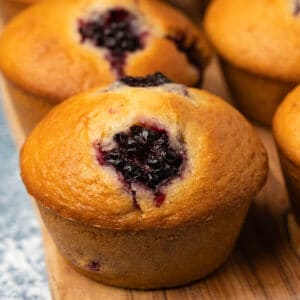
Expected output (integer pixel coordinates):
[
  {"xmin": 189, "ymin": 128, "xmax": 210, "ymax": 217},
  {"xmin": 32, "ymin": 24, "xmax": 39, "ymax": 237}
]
[
  {"xmin": 0, "ymin": 0, "xmax": 211, "ymax": 103},
  {"xmin": 204, "ymin": 0, "xmax": 300, "ymax": 82},
  {"xmin": 20, "ymin": 74, "xmax": 268, "ymax": 230}
]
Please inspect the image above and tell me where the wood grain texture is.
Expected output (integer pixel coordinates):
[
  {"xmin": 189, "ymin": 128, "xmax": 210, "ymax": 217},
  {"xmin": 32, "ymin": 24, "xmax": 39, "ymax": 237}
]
[{"xmin": 1, "ymin": 1, "xmax": 300, "ymax": 299}]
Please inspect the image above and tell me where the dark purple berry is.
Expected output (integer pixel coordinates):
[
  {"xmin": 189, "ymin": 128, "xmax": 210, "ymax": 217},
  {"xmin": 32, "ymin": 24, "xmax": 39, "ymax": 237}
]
[
  {"xmin": 87, "ymin": 260, "xmax": 101, "ymax": 272},
  {"xmin": 79, "ymin": 8, "xmax": 142, "ymax": 52},
  {"xmin": 79, "ymin": 8, "xmax": 145, "ymax": 77},
  {"xmin": 167, "ymin": 33, "xmax": 203, "ymax": 85},
  {"xmin": 96, "ymin": 125, "xmax": 185, "ymax": 207},
  {"xmin": 120, "ymin": 73, "xmax": 172, "ymax": 87}
]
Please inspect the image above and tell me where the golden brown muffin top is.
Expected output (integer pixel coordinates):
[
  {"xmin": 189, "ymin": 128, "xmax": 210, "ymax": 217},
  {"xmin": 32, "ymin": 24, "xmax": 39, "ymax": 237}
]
[
  {"xmin": 0, "ymin": 0, "xmax": 211, "ymax": 104},
  {"xmin": 204, "ymin": 0, "xmax": 300, "ymax": 82},
  {"xmin": 273, "ymin": 85, "xmax": 300, "ymax": 166},
  {"xmin": 20, "ymin": 76, "xmax": 268, "ymax": 230}
]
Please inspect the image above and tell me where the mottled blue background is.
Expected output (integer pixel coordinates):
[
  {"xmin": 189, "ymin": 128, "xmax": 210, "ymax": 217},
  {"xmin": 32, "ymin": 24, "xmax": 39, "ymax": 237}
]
[{"xmin": 0, "ymin": 103, "xmax": 50, "ymax": 300}]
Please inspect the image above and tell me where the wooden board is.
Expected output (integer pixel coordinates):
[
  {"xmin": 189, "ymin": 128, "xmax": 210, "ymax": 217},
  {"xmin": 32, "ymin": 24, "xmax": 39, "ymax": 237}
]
[{"xmin": 1, "ymin": 2, "xmax": 300, "ymax": 299}]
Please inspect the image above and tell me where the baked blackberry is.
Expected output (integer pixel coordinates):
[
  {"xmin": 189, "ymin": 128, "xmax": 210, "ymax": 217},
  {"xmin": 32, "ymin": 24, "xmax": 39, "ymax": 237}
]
[
  {"xmin": 120, "ymin": 73, "xmax": 171, "ymax": 87},
  {"xmin": 97, "ymin": 124, "xmax": 184, "ymax": 207},
  {"xmin": 79, "ymin": 8, "xmax": 145, "ymax": 76}
]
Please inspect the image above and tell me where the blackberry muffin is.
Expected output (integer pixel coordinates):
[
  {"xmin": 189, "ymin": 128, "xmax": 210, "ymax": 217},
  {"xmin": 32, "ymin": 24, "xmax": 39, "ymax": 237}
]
[
  {"xmin": 204, "ymin": 0, "xmax": 300, "ymax": 125},
  {"xmin": 0, "ymin": 0, "xmax": 211, "ymax": 134},
  {"xmin": 20, "ymin": 74, "xmax": 268, "ymax": 289},
  {"xmin": 273, "ymin": 86, "xmax": 300, "ymax": 225}
]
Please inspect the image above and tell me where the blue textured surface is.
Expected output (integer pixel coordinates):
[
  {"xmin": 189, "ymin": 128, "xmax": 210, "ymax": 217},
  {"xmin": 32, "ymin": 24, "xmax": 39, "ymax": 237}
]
[{"xmin": 0, "ymin": 102, "xmax": 50, "ymax": 300}]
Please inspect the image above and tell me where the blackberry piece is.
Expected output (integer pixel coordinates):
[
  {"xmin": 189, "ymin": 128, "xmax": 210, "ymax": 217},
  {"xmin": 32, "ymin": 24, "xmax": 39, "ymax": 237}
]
[
  {"xmin": 120, "ymin": 73, "xmax": 172, "ymax": 87},
  {"xmin": 79, "ymin": 8, "xmax": 144, "ymax": 77},
  {"xmin": 97, "ymin": 125, "xmax": 184, "ymax": 207},
  {"xmin": 87, "ymin": 260, "xmax": 101, "ymax": 272},
  {"xmin": 79, "ymin": 8, "xmax": 142, "ymax": 53}
]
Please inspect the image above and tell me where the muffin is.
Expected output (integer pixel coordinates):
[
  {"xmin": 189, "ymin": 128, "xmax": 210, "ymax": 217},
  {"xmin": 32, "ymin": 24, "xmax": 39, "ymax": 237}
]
[
  {"xmin": 273, "ymin": 86, "xmax": 300, "ymax": 225},
  {"xmin": 204, "ymin": 0, "xmax": 300, "ymax": 125},
  {"xmin": 20, "ymin": 74, "xmax": 268, "ymax": 289},
  {"xmin": 0, "ymin": 0, "xmax": 211, "ymax": 135}
]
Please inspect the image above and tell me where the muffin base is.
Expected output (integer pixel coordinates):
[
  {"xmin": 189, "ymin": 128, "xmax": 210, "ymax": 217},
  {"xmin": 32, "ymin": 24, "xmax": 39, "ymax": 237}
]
[
  {"xmin": 38, "ymin": 201, "xmax": 249, "ymax": 290},
  {"xmin": 221, "ymin": 60, "xmax": 295, "ymax": 126},
  {"xmin": 3, "ymin": 79, "xmax": 53, "ymax": 135},
  {"xmin": 279, "ymin": 152, "xmax": 300, "ymax": 226}
]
